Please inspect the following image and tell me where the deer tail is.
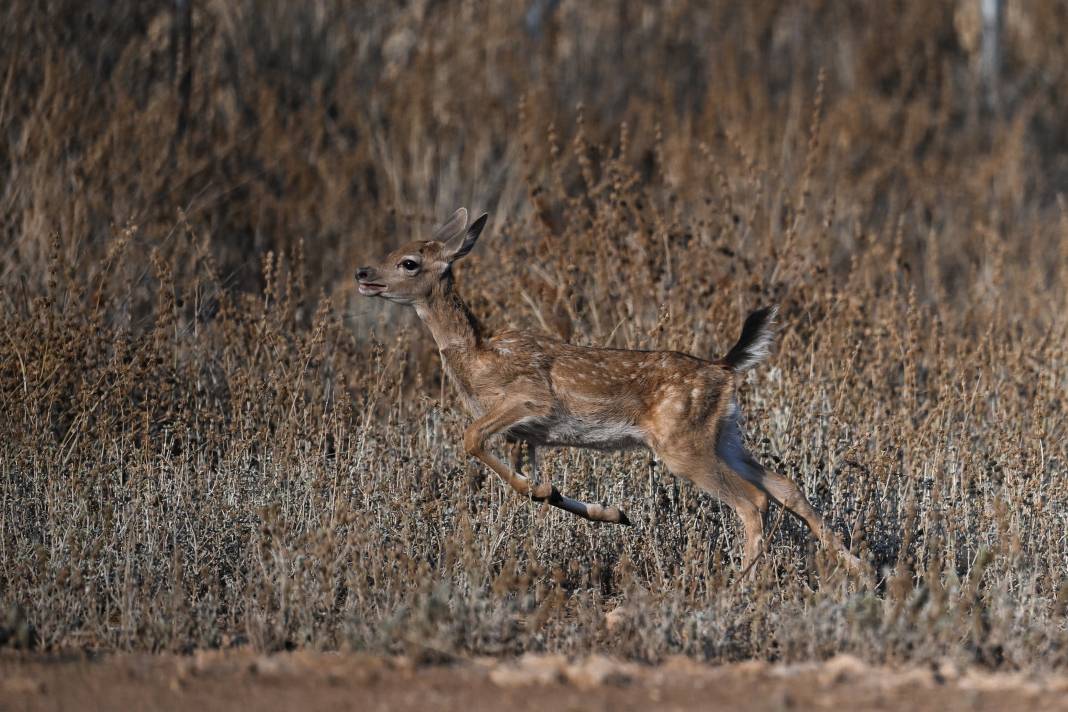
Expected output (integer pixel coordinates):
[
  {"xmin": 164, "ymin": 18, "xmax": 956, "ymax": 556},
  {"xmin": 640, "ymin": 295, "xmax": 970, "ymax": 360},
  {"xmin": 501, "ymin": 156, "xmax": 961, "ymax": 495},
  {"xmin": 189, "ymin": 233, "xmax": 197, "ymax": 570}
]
[{"xmin": 720, "ymin": 306, "xmax": 778, "ymax": 372}]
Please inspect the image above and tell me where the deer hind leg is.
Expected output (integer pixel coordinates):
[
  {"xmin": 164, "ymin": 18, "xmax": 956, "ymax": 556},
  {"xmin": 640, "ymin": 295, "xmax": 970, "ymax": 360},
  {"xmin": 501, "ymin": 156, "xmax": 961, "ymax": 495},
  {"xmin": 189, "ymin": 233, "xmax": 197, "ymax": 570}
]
[
  {"xmin": 656, "ymin": 446, "xmax": 767, "ymax": 568},
  {"xmin": 743, "ymin": 466, "xmax": 861, "ymax": 571},
  {"xmin": 463, "ymin": 403, "xmax": 630, "ymax": 525},
  {"xmin": 715, "ymin": 417, "xmax": 861, "ymax": 570}
]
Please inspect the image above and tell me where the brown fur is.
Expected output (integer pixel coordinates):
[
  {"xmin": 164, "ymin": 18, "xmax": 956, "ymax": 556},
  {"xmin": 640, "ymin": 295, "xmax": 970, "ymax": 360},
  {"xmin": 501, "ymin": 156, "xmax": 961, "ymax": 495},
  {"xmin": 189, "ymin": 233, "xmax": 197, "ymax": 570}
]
[{"xmin": 357, "ymin": 208, "xmax": 860, "ymax": 571}]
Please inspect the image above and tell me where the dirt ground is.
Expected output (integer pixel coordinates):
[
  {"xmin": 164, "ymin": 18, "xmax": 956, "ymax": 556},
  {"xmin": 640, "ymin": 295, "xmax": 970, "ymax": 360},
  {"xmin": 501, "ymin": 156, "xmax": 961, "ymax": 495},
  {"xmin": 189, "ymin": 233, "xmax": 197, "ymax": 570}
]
[{"xmin": 3, "ymin": 650, "xmax": 1068, "ymax": 712}]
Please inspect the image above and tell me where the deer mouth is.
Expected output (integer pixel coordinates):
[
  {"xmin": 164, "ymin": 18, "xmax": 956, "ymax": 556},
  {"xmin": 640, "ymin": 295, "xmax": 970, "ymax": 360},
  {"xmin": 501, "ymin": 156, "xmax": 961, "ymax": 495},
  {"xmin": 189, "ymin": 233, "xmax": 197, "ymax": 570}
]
[{"xmin": 358, "ymin": 281, "xmax": 387, "ymax": 296}]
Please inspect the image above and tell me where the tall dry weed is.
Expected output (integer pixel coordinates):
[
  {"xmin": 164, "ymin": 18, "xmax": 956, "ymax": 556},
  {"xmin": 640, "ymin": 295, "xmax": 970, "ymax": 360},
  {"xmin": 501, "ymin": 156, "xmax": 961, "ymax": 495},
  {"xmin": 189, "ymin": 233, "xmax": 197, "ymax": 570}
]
[{"xmin": 0, "ymin": 0, "xmax": 1066, "ymax": 669}]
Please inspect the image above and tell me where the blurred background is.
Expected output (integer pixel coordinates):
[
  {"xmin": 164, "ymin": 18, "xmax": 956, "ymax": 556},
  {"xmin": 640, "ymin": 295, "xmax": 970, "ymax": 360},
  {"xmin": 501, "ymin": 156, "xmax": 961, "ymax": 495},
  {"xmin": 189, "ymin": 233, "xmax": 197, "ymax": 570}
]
[{"xmin": 2, "ymin": 1, "xmax": 1066, "ymax": 315}]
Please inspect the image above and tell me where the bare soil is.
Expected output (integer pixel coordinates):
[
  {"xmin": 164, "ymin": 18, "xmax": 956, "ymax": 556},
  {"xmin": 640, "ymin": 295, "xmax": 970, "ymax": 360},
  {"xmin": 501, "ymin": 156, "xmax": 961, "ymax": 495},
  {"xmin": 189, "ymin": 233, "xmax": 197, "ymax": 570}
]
[{"xmin": 3, "ymin": 651, "xmax": 1067, "ymax": 712}]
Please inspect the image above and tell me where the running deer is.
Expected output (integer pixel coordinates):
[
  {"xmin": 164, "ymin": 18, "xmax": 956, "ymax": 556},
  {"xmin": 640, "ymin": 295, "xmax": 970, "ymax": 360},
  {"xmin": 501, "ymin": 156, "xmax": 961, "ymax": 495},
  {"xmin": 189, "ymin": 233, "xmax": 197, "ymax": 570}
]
[{"xmin": 357, "ymin": 208, "xmax": 861, "ymax": 571}]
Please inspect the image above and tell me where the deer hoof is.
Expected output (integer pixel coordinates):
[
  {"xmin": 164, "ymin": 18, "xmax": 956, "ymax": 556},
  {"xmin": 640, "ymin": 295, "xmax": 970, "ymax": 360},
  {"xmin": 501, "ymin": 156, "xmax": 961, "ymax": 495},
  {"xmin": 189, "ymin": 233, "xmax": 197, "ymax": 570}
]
[{"xmin": 591, "ymin": 504, "xmax": 631, "ymax": 526}]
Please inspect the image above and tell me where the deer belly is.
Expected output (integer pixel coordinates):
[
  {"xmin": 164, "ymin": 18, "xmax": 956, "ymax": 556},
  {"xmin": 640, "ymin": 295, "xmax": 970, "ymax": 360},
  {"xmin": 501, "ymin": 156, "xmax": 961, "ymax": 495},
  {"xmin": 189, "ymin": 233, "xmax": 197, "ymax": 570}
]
[{"xmin": 509, "ymin": 414, "xmax": 646, "ymax": 451}]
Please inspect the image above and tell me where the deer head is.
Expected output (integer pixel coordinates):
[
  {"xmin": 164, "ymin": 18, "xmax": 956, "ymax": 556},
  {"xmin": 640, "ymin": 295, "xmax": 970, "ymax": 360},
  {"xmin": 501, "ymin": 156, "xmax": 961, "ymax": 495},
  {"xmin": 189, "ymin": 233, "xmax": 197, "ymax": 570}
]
[{"xmin": 356, "ymin": 208, "xmax": 488, "ymax": 306}]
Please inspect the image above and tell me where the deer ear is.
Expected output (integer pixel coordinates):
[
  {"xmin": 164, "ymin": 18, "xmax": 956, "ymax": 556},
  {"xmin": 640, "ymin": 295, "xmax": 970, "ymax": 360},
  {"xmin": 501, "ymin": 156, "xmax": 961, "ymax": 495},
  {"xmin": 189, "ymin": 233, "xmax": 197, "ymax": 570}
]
[
  {"xmin": 444, "ymin": 212, "xmax": 487, "ymax": 262},
  {"xmin": 432, "ymin": 207, "xmax": 468, "ymax": 243}
]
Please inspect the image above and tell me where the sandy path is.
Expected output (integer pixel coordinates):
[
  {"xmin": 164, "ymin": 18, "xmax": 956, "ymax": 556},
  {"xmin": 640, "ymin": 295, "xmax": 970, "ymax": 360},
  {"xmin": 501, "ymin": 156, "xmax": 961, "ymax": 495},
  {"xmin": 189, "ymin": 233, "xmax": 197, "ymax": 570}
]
[{"xmin": 3, "ymin": 650, "xmax": 1067, "ymax": 712}]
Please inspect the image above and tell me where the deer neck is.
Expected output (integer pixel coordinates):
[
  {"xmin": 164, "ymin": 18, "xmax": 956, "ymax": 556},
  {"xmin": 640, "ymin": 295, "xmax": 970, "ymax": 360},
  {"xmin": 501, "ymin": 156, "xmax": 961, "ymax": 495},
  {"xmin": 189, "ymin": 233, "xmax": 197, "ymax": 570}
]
[{"xmin": 414, "ymin": 278, "xmax": 482, "ymax": 352}]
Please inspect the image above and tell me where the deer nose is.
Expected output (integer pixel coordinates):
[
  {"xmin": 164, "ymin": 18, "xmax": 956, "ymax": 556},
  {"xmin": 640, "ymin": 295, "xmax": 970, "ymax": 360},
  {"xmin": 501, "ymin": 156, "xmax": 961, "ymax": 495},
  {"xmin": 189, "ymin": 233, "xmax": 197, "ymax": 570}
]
[{"xmin": 356, "ymin": 267, "xmax": 372, "ymax": 281}]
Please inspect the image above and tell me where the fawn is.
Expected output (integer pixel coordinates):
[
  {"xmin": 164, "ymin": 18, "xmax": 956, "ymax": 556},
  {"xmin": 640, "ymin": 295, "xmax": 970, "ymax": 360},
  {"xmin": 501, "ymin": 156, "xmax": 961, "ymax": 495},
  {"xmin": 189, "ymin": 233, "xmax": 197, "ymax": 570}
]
[{"xmin": 357, "ymin": 208, "xmax": 861, "ymax": 571}]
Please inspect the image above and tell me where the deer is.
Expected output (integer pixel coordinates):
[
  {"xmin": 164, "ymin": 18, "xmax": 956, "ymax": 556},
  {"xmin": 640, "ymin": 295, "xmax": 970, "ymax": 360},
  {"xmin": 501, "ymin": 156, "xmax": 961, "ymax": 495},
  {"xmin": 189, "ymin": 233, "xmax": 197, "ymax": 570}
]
[{"xmin": 356, "ymin": 208, "xmax": 862, "ymax": 572}]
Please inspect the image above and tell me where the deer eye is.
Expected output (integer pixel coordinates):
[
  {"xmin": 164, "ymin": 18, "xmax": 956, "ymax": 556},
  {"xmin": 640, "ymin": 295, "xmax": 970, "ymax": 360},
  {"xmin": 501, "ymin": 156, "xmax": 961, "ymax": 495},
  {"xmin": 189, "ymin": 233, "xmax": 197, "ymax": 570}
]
[{"xmin": 399, "ymin": 259, "xmax": 420, "ymax": 272}]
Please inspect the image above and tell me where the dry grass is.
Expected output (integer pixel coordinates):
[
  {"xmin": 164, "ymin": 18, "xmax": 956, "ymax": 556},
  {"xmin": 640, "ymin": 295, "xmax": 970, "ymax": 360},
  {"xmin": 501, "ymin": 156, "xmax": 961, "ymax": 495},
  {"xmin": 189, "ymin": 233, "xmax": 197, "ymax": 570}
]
[{"xmin": 1, "ymin": 0, "xmax": 1067, "ymax": 670}]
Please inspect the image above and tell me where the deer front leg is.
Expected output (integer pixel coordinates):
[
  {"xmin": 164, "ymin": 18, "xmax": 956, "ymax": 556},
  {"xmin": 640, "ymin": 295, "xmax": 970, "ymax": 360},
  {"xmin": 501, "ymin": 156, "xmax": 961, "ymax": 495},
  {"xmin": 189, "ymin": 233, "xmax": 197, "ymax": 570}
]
[
  {"xmin": 510, "ymin": 441, "xmax": 615, "ymax": 520},
  {"xmin": 464, "ymin": 404, "xmax": 631, "ymax": 525}
]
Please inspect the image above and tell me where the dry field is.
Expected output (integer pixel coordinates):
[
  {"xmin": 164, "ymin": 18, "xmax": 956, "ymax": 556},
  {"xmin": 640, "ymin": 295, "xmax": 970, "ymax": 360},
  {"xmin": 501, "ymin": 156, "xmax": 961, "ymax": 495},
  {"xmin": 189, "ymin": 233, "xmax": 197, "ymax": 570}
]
[{"xmin": 1, "ymin": 0, "xmax": 1068, "ymax": 707}]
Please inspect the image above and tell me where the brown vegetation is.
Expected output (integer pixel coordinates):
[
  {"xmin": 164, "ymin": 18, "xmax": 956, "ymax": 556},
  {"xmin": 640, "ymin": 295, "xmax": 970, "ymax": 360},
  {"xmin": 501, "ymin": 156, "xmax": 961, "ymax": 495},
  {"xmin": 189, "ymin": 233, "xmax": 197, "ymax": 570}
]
[{"xmin": 0, "ymin": 0, "xmax": 1066, "ymax": 672}]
